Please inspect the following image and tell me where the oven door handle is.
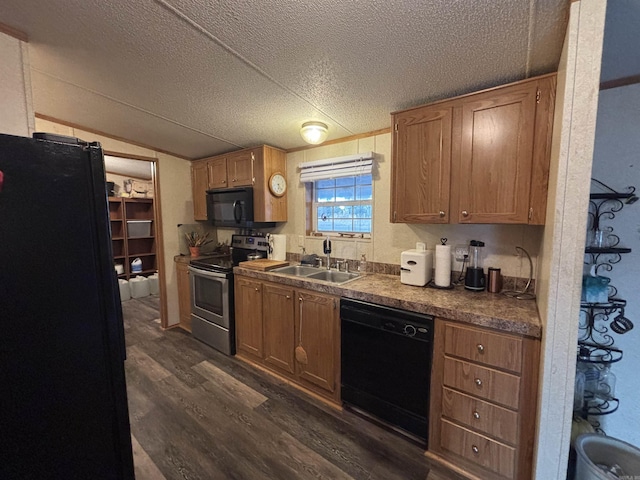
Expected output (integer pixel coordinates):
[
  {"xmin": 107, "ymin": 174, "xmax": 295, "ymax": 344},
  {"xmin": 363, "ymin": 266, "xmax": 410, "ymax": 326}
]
[{"xmin": 188, "ymin": 265, "xmax": 229, "ymax": 279}]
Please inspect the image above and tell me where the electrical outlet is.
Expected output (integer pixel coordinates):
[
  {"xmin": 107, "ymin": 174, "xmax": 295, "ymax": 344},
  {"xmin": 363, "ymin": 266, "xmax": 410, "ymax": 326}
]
[
  {"xmin": 298, "ymin": 235, "xmax": 305, "ymax": 247},
  {"xmin": 454, "ymin": 245, "xmax": 469, "ymax": 262}
]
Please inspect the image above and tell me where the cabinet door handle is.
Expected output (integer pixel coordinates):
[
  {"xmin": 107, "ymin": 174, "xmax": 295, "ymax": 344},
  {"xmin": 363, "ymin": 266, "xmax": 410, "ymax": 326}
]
[
  {"xmin": 474, "ymin": 378, "xmax": 483, "ymax": 387},
  {"xmin": 254, "ymin": 287, "xmax": 259, "ymax": 292},
  {"xmin": 286, "ymin": 295, "xmax": 291, "ymax": 299},
  {"xmin": 477, "ymin": 344, "xmax": 485, "ymax": 354},
  {"xmin": 462, "ymin": 210, "xmax": 469, "ymax": 217},
  {"xmin": 473, "ymin": 410, "xmax": 480, "ymax": 420},
  {"xmin": 472, "ymin": 445, "xmax": 479, "ymax": 455},
  {"xmin": 439, "ymin": 211, "xmax": 445, "ymax": 217},
  {"xmin": 222, "ymin": 179, "xmax": 226, "ymax": 183}
]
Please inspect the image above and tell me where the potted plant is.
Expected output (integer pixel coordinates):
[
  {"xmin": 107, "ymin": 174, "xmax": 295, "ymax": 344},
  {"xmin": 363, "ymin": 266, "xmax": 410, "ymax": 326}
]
[{"xmin": 185, "ymin": 231, "xmax": 213, "ymax": 257}]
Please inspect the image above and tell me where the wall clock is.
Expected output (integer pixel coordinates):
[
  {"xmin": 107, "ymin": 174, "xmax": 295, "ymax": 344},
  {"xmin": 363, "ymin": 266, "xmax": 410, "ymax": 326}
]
[{"xmin": 268, "ymin": 172, "xmax": 287, "ymax": 197}]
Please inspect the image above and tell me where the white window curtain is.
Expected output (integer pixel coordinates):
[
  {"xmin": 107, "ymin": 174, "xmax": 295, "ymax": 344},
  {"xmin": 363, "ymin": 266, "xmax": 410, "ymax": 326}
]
[{"xmin": 299, "ymin": 152, "xmax": 375, "ymax": 182}]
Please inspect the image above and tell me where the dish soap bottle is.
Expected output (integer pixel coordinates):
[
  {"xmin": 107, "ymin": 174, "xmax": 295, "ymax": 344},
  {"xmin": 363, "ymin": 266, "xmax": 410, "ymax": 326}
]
[{"xmin": 358, "ymin": 254, "xmax": 367, "ymax": 273}]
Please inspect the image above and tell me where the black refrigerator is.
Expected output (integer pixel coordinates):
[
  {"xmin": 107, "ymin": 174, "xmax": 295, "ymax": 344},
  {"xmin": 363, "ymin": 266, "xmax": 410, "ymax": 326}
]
[{"xmin": 0, "ymin": 133, "xmax": 135, "ymax": 479}]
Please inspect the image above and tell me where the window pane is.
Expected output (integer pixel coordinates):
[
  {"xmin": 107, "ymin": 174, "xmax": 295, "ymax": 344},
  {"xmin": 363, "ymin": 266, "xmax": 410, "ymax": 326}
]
[
  {"xmin": 356, "ymin": 185, "xmax": 372, "ymax": 200},
  {"xmin": 336, "ymin": 177, "xmax": 355, "ymax": 187},
  {"xmin": 317, "ymin": 221, "xmax": 333, "ymax": 231},
  {"xmin": 334, "ymin": 219, "xmax": 353, "ymax": 231},
  {"xmin": 334, "ymin": 205, "xmax": 352, "ymax": 218},
  {"xmin": 356, "ymin": 174, "xmax": 372, "ymax": 185},
  {"xmin": 316, "ymin": 179, "xmax": 335, "ymax": 189},
  {"xmin": 354, "ymin": 205, "xmax": 371, "ymax": 218},
  {"xmin": 316, "ymin": 188, "xmax": 335, "ymax": 202},
  {"xmin": 335, "ymin": 187, "xmax": 354, "ymax": 201},
  {"xmin": 354, "ymin": 219, "xmax": 371, "ymax": 232},
  {"xmin": 317, "ymin": 206, "xmax": 333, "ymax": 219}
]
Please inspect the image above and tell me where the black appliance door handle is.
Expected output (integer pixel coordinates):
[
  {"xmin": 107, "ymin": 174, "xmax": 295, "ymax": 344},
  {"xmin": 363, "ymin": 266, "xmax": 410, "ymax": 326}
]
[{"xmin": 233, "ymin": 200, "xmax": 242, "ymax": 223}]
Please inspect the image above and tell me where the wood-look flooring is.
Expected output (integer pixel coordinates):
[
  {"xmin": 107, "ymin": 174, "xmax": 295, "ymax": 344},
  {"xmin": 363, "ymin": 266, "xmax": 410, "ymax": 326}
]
[{"xmin": 122, "ymin": 297, "xmax": 458, "ymax": 480}]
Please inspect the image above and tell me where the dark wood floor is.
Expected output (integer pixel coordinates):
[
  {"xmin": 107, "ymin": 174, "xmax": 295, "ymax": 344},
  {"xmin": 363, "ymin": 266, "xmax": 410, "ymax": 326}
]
[{"xmin": 122, "ymin": 297, "xmax": 454, "ymax": 480}]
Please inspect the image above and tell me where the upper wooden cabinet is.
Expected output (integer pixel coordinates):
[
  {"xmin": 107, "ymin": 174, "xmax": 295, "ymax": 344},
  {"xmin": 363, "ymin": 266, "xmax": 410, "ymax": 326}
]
[
  {"xmin": 207, "ymin": 157, "xmax": 228, "ymax": 189},
  {"xmin": 191, "ymin": 145, "xmax": 288, "ymax": 222},
  {"xmin": 392, "ymin": 105, "xmax": 452, "ymax": 223},
  {"xmin": 391, "ymin": 73, "xmax": 556, "ymax": 225}
]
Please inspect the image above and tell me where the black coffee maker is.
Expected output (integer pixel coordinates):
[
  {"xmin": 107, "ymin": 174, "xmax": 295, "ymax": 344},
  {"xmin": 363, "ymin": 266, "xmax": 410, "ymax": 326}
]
[{"xmin": 464, "ymin": 240, "xmax": 486, "ymax": 291}]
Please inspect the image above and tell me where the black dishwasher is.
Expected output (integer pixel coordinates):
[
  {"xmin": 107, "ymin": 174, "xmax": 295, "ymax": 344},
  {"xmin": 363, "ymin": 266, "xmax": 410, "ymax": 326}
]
[{"xmin": 340, "ymin": 298, "xmax": 434, "ymax": 445}]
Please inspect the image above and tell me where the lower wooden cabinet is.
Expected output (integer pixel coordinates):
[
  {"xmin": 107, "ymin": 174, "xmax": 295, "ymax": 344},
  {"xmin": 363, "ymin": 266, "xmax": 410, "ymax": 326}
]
[
  {"xmin": 176, "ymin": 261, "xmax": 192, "ymax": 332},
  {"xmin": 234, "ymin": 275, "xmax": 340, "ymax": 403},
  {"xmin": 235, "ymin": 276, "xmax": 264, "ymax": 359},
  {"xmin": 428, "ymin": 319, "xmax": 540, "ymax": 480},
  {"xmin": 295, "ymin": 290, "xmax": 339, "ymax": 395},
  {"xmin": 263, "ymin": 283, "xmax": 296, "ymax": 375}
]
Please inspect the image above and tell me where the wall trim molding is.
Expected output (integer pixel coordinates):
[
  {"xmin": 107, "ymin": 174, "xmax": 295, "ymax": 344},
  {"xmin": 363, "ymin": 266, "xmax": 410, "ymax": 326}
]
[
  {"xmin": 0, "ymin": 22, "xmax": 28, "ymax": 42},
  {"xmin": 35, "ymin": 113, "xmax": 191, "ymax": 161}
]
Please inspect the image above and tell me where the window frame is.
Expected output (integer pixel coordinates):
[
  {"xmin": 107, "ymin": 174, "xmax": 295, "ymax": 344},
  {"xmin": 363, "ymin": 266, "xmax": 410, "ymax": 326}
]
[{"xmin": 305, "ymin": 174, "xmax": 373, "ymax": 238}]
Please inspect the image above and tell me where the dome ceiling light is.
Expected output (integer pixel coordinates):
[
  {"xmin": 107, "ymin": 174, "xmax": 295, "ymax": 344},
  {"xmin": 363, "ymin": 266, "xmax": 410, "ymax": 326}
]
[{"xmin": 300, "ymin": 121, "xmax": 329, "ymax": 145}]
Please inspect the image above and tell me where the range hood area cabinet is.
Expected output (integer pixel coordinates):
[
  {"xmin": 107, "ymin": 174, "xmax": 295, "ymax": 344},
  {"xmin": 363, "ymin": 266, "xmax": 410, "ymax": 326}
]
[
  {"xmin": 191, "ymin": 145, "xmax": 288, "ymax": 222},
  {"xmin": 391, "ymin": 73, "xmax": 556, "ymax": 225}
]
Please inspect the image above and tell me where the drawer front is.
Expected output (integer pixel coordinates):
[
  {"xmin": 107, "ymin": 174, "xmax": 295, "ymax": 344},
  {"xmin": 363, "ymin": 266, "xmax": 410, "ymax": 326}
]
[
  {"xmin": 440, "ymin": 419, "xmax": 516, "ymax": 479},
  {"xmin": 443, "ymin": 357, "xmax": 520, "ymax": 409},
  {"xmin": 441, "ymin": 387, "xmax": 518, "ymax": 445},
  {"xmin": 444, "ymin": 323, "xmax": 522, "ymax": 373}
]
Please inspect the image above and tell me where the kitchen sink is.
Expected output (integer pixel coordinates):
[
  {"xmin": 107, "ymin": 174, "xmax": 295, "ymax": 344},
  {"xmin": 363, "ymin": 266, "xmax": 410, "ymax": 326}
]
[
  {"xmin": 306, "ymin": 270, "xmax": 360, "ymax": 284},
  {"xmin": 271, "ymin": 265, "xmax": 322, "ymax": 276},
  {"xmin": 270, "ymin": 265, "xmax": 360, "ymax": 284}
]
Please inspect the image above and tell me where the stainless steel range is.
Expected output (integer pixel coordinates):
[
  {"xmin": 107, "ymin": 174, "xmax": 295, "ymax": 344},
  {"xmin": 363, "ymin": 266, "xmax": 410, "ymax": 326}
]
[{"xmin": 188, "ymin": 233, "xmax": 269, "ymax": 355}]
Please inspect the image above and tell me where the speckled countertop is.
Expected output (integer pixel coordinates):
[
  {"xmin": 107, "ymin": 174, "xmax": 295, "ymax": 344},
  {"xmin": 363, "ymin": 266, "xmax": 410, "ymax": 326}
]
[{"xmin": 234, "ymin": 267, "xmax": 541, "ymax": 338}]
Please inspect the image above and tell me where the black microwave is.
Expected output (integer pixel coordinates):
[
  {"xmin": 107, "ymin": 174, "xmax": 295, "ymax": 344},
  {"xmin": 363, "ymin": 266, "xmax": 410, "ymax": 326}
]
[{"xmin": 206, "ymin": 187, "xmax": 275, "ymax": 228}]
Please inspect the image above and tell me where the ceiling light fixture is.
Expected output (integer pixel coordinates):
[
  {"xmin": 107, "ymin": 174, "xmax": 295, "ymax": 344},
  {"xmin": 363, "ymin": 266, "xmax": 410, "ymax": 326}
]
[{"xmin": 300, "ymin": 121, "xmax": 329, "ymax": 145}]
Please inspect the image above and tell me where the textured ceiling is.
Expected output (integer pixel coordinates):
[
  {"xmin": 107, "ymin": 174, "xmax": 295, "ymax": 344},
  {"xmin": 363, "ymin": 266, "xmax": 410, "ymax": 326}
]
[{"xmin": 0, "ymin": 0, "xmax": 569, "ymax": 159}]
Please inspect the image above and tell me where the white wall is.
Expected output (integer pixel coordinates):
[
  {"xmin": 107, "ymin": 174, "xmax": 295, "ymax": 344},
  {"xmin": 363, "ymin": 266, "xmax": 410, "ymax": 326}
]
[
  {"xmin": 0, "ymin": 31, "xmax": 34, "ymax": 136},
  {"xmin": 590, "ymin": 83, "xmax": 640, "ymax": 444},
  {"xmin": 534, "ymin": 0, "xmax": 607, "ymax": 478}
]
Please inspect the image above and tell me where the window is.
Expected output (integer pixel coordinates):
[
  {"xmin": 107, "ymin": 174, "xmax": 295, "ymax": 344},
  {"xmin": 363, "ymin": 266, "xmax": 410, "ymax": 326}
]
[{"xmin": 313, "ymin": 174, "xmax": 372, "ymax": 235}]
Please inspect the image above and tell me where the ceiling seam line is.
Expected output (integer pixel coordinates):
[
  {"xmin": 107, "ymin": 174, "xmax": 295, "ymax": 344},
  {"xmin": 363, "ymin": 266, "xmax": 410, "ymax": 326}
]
[
  {"xmin": 152, "ymin": 0, "xmax": 354, "ymax": 134},
  {"xmin": 32, "ymin": 68, "xmax": 244, "ymax": 148},
  {"xmin": 525, "ymin": 0, "xmax": 536, "ymax": 77}
]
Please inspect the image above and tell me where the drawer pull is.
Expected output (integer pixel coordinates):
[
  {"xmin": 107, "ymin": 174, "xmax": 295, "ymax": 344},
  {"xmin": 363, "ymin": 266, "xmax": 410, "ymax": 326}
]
[
  {"xmin": 474, "ymin": 378, "xmax": 483, "ymax": 387},
  {"xmin": 477, "ymin": 343, "xmax": 485, "ymax": 354},
  {"xmin": 473, "ymin": 410, "xmax": 480, "ymax": 420},
  {"xmin": 472, "ymin": 445, "xmax": 479, "ymax": 455}
]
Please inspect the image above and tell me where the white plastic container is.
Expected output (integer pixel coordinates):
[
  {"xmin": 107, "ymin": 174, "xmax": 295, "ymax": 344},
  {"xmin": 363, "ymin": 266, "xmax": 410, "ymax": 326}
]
[
  {"xmin": 400, "ymin": 243, "xmax": 433, "ymax": 286},
  {"xmin": 127, "ymin": 220, "xmax": 152, "ymax": 238},
  {"xmin": 131, "ymin": 257, "xmax": 143, "ymax": 273},
  {"xmin": 147, "ymin": 273, "xmax": 159, "ymax": 295},
  {"xmin": 118, "ymin": 279, "xmax": 130, "ymax": 302},
  {"xmin": 129, "ymin": 275, "xmax": 150, "ymax": 298}
]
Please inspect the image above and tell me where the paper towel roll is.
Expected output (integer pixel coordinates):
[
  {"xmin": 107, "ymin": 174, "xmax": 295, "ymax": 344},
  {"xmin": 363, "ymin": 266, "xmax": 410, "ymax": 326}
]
[
  {"xmin": 268, "ymin": 234, "xmax": 287, "ymax": 261},
  {"xmin": 435, "ymin": 244, "xmax": 452, "ymax": 287}
]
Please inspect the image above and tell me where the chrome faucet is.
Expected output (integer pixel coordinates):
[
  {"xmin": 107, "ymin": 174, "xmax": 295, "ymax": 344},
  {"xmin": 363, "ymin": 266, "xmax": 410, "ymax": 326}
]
[{"xmin": 323, "ymin": 237, "xmax": 332, "ymax": 270}]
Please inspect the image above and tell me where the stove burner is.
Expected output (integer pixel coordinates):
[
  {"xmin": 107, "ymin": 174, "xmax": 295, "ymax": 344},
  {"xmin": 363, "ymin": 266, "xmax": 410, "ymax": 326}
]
[{"xmin": 189, "ymin": 255, "xmax": 234, "ymax": 273}]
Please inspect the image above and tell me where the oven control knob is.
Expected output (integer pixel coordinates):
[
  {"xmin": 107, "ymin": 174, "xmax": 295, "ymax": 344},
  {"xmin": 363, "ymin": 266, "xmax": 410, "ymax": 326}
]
[{"xmin": 403, "ymin": 325, "xmax": 416, "ymax": 337}]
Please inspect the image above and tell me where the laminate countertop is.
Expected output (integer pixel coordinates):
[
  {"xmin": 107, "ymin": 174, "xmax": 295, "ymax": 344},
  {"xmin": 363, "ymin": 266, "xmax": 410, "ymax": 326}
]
[{"xmin": 234, "ymin": 267, "xmax": 542, "ymax": 339}]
